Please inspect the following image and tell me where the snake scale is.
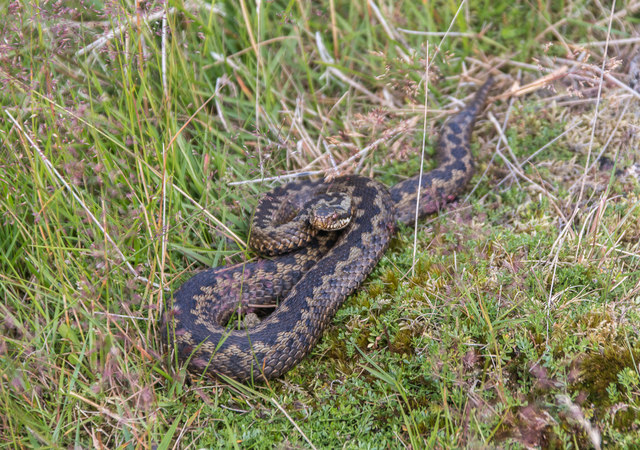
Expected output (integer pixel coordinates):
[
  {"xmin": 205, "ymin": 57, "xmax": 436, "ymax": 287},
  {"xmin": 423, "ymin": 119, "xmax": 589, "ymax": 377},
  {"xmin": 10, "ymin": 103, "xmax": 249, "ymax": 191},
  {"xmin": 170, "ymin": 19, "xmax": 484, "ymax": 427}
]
[{"xmin": 162, "ymin": 78, "xmax": 494, "ymax": 381}]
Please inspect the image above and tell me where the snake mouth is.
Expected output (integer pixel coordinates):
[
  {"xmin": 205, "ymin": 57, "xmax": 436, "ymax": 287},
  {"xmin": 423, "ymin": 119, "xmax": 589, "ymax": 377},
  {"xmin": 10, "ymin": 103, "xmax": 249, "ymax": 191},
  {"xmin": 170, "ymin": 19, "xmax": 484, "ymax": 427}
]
[{"xmin": 312, "ymin": 216, "xmax": 352, "ymax": 231}]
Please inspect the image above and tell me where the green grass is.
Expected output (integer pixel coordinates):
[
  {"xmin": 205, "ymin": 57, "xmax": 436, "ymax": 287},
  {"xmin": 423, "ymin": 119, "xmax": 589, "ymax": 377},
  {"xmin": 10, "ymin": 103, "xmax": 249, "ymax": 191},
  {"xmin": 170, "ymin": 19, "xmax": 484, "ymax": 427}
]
[{"xmin": 2, "ymin": 0, "xmax": 640, "ymax": 447}]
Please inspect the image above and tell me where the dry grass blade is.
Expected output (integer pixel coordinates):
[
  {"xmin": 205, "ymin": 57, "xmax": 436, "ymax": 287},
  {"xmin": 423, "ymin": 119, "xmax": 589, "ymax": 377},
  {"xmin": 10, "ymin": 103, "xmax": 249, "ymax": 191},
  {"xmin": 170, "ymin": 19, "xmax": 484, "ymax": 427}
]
[{"xmin": 411, "ymin": 43, "xmax": 430, "ymax": 277}]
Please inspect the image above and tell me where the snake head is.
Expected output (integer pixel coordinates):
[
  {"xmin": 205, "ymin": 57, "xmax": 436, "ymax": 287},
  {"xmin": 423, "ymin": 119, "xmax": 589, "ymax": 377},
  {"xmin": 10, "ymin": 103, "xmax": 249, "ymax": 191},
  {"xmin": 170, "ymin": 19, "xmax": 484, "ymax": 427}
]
[{"xmin": 309, "ymin": 192, "xmax": 353, "ymax": 231}]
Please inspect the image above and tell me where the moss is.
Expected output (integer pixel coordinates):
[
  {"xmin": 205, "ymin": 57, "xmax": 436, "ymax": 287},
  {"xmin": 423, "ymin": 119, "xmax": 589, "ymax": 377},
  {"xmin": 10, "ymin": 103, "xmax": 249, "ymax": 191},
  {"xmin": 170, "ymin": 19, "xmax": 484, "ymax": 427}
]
[
  {"xmin": 612, "ymin": 408, "xmax": 640, "ymax": 432},
  {"xmin": 572, "ymin": 347, "xmax": 640, "ymax": 407},
  {"xmin": 390, "ymin": 327, "xmax": 418, "ymax": 355},
  {"xmin": 380, "ymin": 267, "xmax": 400, "ymax": 292}
]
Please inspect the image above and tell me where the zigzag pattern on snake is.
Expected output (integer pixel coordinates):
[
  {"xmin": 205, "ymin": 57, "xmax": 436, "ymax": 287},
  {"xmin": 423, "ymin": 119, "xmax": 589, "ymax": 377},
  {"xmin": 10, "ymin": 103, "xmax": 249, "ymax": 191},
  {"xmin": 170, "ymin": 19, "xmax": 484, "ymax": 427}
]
[{"xmin": 162, "ymin": 78, "xmax": 494, "ymax": 381}]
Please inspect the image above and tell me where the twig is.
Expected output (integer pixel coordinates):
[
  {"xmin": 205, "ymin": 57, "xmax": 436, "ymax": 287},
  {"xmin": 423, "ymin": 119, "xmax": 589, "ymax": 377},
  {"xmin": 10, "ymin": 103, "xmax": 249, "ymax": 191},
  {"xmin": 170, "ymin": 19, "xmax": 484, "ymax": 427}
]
[
  {"xmin": 228, "ymin": 170, "xmax": 325, "ymax": 186},
  {"xmin": 212, "ymin": 36, "xmax": 298, "ymax": 63},
  {"xmin": 214, "ymin": 76, "xmax": 232, "ymax": 132},
  {"xmin": 76, "ymin": 8, "xmax": 174, "ymax": 57},
  {"xmin": 576, "ymin": 36, "xmax": 640, "ymax": 47},
  {"xmin": 67, "ymin": 390, "xmax": 137, "ymax": 428},
  {"xmin": 247, "ymin": 0, "xmax": 264, "ymax": 178},
  {"xmin": 488, "ymin": 112, "xmax": 522, "ymax": 174},
  {"xmin": 93, "ymin": 312, "xmax": 151, "ymax": 321},
  {"xmin": 75, "ymin": 2, "xmax": 224, "ymax": 58},
  {"xmin": 494, "ymin": 58, "xmax": 555, "ymax": 73},
  {"xmin": 492, "ymin": 66, "xmax": 568, "ymax": 101},
  {"xmin": 554, "ymin": 4, "xmax": 615, "ymax": 252},
  {"xmin": 210, "ymin": 51, "xmax": 243, "ymax": 71}
]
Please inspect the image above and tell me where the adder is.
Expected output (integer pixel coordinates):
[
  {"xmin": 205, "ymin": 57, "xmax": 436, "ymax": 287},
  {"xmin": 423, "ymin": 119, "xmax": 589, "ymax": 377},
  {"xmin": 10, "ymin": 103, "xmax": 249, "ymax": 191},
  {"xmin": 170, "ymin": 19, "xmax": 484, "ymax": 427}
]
[{"xmin": 162, "ymin": 77, "xmax": 495, "ymax": 381}]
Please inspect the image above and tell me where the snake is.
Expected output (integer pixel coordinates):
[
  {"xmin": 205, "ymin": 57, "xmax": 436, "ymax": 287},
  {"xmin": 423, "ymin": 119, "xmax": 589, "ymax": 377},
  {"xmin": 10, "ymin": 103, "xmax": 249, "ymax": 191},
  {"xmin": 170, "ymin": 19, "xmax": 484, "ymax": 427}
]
[{"xmin": 162, "ymin": 78, "xmax": 494, "ymax": 382}]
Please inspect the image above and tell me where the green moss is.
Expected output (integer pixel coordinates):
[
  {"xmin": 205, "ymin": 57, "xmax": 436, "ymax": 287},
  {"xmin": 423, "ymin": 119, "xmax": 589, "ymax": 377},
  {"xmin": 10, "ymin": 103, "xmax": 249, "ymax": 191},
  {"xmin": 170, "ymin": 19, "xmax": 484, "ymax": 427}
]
[
  {"xmin": 390, "ymin": 327, "xmax": 418, "ymax": 356},
  {"xmin": 573, "ymin": 347, "xmax": 640, "ymax": 407}
]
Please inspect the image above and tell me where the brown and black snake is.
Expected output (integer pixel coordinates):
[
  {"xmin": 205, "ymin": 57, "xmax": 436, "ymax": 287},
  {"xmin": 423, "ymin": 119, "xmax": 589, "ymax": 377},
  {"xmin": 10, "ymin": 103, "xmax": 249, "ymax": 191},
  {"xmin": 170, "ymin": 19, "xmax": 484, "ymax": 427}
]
[{"xmin": 162, "ymin": 78, "xmax": 494, "ymax": 381}]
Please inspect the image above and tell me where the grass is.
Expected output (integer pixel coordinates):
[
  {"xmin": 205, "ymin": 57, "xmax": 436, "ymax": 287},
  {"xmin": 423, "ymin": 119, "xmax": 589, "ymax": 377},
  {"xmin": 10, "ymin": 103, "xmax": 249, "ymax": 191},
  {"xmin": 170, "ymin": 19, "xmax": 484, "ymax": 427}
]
[{"xmin": 1, "ymin": 0, "xmax": 640, "ymax": 447}]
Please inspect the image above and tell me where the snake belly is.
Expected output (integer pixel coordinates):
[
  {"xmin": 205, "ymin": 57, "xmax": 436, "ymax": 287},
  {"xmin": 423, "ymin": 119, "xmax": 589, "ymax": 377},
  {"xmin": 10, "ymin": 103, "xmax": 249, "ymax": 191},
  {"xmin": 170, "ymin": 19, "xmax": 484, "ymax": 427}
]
[{"xmin": 163, "ymin": 78, "xmax": 494, "ymax": 381}]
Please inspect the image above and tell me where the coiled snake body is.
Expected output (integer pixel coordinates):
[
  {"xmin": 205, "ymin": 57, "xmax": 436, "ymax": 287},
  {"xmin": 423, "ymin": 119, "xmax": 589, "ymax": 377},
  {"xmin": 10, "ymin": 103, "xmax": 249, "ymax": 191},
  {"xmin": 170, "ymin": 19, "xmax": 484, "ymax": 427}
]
[{"xmin": 163, "ymin": 78, "xmax": 494, "ymax": 381}]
